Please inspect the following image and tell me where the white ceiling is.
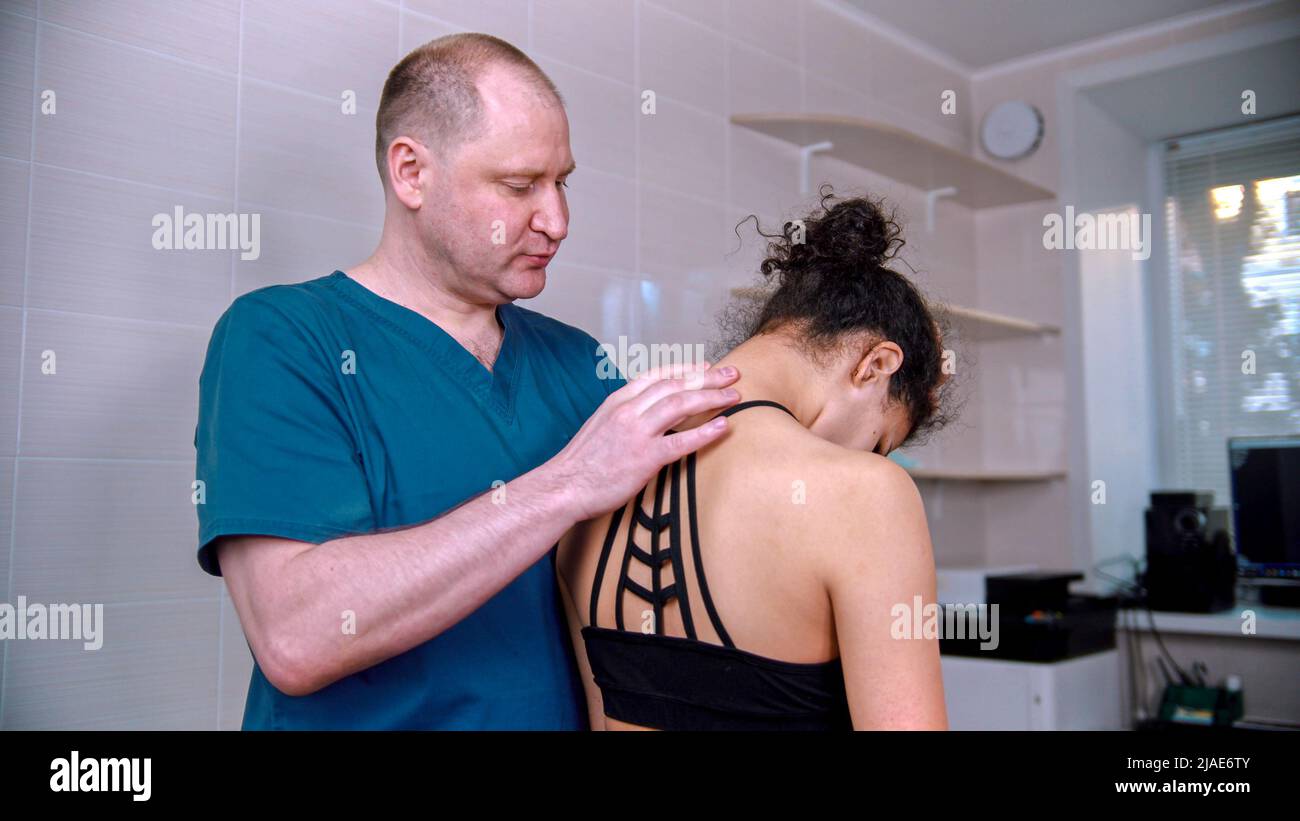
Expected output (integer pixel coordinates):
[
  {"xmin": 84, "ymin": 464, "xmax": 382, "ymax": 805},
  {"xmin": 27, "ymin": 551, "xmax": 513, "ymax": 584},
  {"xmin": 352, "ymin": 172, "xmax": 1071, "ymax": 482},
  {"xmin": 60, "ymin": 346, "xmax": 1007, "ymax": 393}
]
[
  {"xmin": 1084, "ymin": 34, "xmax": 1300, "ymax": 140},
  {"xmin": 841, "ymin": 0, "xmax": 1253, "ymax": 70}
]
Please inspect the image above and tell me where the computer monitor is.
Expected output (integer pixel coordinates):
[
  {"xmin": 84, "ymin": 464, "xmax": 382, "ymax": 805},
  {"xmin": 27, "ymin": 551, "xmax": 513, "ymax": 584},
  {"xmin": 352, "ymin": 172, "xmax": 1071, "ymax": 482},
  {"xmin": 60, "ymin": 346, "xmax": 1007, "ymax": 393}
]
[{"xmin": 1228, "ymin": 435, "xmax": 1300, "ymax": 579}]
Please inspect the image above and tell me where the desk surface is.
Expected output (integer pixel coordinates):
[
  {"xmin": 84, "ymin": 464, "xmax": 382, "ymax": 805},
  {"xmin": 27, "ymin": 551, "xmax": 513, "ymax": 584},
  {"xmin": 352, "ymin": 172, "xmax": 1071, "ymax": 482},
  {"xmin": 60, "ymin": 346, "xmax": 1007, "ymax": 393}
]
[{"xmin": 1117, "ymin": 605, "xmax": 1300, "ymax": 640}]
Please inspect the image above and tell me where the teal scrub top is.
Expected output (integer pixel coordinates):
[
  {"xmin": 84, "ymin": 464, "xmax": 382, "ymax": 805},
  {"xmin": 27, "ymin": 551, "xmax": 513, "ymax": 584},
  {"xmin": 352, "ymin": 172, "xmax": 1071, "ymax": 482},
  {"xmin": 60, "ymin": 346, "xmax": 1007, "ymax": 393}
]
[{"xmin": 194, "ymin": 269, "xmax": 625, "ymax": 730}]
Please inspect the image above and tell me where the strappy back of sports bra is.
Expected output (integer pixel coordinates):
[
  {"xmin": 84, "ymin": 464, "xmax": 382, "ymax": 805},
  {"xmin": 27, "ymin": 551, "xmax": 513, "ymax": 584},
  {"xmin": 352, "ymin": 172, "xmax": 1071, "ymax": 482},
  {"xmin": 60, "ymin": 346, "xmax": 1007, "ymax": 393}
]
[{"xmin": 579, "ymin": 400, "xmax": 852, "ymax": 731}]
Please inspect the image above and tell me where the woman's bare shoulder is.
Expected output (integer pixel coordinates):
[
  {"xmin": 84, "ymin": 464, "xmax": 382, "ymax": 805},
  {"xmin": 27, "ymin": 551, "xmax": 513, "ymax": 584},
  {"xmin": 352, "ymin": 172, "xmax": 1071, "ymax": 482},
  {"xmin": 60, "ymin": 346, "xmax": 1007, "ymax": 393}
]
[
  {"xmin": 722, "ymin": 414, "xmax": 914, "ymax": 495},
  {"xmin": 806, "ymin": 448, "xmax": 931, "ymax": 582},
  {"xmin": 731, "ymin": 426, "xmax": 927, "ymax": 568},
  {"xmin": 711, "ymin": 419, "xmax": 921, "ymax": 546}
]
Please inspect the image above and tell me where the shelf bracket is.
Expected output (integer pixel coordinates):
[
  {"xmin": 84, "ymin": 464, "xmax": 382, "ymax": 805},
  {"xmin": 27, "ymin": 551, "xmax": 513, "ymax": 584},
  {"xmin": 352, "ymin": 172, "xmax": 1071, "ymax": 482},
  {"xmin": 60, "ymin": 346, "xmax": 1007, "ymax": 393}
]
[
  {"xmin": 798, "ymin": 141, "xmax": 833, "ymax": 195},
  {"xmin": 925, "ymin": 186, "xmax": 958, "ymax": 232}
]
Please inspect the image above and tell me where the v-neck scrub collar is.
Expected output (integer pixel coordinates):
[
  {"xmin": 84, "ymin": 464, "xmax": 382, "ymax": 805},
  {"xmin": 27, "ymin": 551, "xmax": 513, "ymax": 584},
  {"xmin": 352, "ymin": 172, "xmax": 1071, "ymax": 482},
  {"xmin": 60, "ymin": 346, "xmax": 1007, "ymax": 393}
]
[{"xmin": 324, "ymin": 269, "xmax": 522, "ymax": 425}]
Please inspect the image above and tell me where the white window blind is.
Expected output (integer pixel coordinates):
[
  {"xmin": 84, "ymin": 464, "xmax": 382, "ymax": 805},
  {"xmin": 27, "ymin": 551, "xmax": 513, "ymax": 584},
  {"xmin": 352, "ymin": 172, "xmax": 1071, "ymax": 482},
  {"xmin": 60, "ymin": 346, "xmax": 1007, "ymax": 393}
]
[{"xmin": 1163, "ymin": 115, "xmax": 1300, "ymax": 504}]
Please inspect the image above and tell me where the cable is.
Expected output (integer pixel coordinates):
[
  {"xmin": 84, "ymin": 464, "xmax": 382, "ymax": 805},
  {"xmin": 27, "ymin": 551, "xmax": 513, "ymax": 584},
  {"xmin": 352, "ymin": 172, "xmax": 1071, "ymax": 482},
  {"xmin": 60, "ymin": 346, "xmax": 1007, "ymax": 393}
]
[
  {"xmin": 1093, "ymin": 554, "xmax": 1194, "ymax": 721},
  {"xmin": 1094, "ymin": 556, "xmax": 1144, "ymax": 724},
  {"xmin": 1140, "ymin": 587, "xmax": 1194, "ymax": 687},
  {"xmin": 1093, "ymin": 555, "xmax": 1148, "ymax": 725},
  {"xmin": 1097, "ymin": 553, "xmax": 1193, "ymax": 686}
]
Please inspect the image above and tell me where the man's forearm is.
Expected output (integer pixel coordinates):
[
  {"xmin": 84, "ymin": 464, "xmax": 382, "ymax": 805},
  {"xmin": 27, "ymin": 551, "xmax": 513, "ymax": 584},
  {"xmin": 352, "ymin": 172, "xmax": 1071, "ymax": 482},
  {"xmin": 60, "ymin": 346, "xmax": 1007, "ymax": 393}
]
[
  {"xmin": 269, "ymin": 462, "xmax": 583, "ymax": 694},
  {"xmin": 232, "ymin": 362, "xmax": 741, "ymax": 697}
]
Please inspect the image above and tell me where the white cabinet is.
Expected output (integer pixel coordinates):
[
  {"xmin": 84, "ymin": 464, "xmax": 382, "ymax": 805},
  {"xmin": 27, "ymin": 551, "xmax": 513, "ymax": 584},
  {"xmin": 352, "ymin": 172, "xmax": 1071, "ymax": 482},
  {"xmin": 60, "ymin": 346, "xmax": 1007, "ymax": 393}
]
[{"xmin": 941, "ymin": 649, "xmax": 1124, "ymax": 730}]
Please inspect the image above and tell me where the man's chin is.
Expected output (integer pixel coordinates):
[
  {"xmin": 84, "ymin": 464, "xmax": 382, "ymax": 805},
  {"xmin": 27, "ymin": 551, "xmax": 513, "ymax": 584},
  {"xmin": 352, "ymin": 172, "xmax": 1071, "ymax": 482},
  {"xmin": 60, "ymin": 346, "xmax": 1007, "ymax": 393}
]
[{"xmin": 504, "ymin": 268, "xmax": 547, "ymax": 301}]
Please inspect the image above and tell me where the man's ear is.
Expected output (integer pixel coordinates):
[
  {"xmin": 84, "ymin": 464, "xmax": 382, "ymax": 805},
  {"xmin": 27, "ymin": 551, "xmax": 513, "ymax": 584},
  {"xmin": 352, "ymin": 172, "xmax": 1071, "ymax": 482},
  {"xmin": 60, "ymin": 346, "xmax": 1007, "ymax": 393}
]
[
  {"xmin": 387, "ymin": 136, "xmax": 428, "ymax": 210},
  {"xmin": 852, "ymin": 341, "xmax": 903, "ymax": 386}
]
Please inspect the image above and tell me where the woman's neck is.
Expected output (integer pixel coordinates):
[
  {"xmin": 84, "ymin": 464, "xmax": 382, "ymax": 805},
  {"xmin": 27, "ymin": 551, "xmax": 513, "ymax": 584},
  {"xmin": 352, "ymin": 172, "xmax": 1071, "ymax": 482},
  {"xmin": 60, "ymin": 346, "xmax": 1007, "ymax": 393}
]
[{"xmin": 679, "ymin": 333, "xmax": 828, "ymax": 431}]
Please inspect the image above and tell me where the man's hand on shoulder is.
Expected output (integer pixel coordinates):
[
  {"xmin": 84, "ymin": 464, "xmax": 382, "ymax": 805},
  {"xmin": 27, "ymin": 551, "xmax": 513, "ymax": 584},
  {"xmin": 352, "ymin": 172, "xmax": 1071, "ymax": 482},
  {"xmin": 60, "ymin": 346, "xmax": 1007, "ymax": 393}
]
[{"xmin": 544, "ymin": 362, "xmax": 742, "ymax": 522}]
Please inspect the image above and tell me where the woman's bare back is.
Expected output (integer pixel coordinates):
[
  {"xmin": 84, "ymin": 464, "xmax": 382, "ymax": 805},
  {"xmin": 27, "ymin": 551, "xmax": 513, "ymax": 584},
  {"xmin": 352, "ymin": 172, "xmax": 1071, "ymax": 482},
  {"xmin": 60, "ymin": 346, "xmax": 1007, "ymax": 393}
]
[{"xmin": 557, "ymin": 400, "xmax": 904, "ymax": 730}]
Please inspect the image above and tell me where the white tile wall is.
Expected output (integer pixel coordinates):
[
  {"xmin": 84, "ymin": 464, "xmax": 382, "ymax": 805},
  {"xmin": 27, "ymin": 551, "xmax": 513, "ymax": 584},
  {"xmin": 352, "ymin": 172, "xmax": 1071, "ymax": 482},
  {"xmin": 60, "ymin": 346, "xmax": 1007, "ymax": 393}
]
[
  {"xmin": 39, "ymin": 0, "xmax": 242, "ymax": 72},
  {"xmin": 638, "ymin": 97, "xmax": 727, "ymax": 200},
  {"xmin": 0, "ymin": 14, "xmax": 36, "ymax": 165},
  {"xmin": 13, "ymin": 459, "xmax": 210, "ymax": 606},
  {"xmin": 18, "ymin": 310, "xmax": 209, "ymax": 460},
  {"xmin": 0, "ymin": 159, "xmax": 28, "ymax": 307},
  {"xmin": 34, "ymin": 24, "xmax": 239, "ymax": 200},
  {"xmin": 640, "ymin": 3, "xmax": 726, "ymax": 115},
  {"xmin": 237, "ymin": 79, "xmax": 384, "ymax": 226},
  {"xmin": 405, "ymin": 0, "xmax": 530, "ymax": 48},
  {"xmin": 3, "ymin": 598, "xmax": 221, "ymax": 729},
  {"xmin": 535, "ymin": 56, "xmax": 636, "ymax": 179},
  {"xmin": 533, "ymin": 0, "xmax": 635, "ymax": 84},
  {"xmin": 0, "ymin": 307, "xmax": 19, "ymax": 455},
  {"xmin": 559, "ymin": 167, "xmax": 637, "ymax": 273},
  {"xmin": 241, "ymin": 0, "xmax": 398, "ymax": 102},
  {"xmin": 28, "ymin": 164, "xmax": 234, "ymax": 326}
]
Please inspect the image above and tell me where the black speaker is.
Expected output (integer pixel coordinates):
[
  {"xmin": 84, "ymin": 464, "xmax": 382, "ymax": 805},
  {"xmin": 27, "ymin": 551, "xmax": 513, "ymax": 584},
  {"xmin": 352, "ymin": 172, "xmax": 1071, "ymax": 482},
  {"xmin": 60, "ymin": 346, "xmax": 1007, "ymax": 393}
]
[{"xmin": 1144, "ymin": 491, "xmax": 1236, "ymax": 613}]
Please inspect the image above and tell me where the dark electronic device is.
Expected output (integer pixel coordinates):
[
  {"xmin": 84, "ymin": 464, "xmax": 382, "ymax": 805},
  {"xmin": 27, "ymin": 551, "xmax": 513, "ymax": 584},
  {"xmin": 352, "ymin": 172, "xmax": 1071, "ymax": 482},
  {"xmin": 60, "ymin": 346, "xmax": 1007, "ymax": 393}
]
[
  {"xmin": 1228, "ymin": 436, "xmax": 1300, "ymax": 606},
  {"xmin": 939, "ymin": 571, "xmax": 1118, "ymax": 662},
  {"xmin": 1144, "ymin": 491, "xmax": 1236, "ymax": 613}
]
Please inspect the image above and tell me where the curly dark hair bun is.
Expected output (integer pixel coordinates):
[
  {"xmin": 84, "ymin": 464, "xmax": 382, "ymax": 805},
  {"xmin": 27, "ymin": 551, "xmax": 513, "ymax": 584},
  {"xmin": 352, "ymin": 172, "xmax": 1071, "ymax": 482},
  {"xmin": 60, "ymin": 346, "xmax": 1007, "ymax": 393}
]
[
  {"xmin": 762, "ymin": 188, "xmax": 904, "ymax": 286},
  {"xmin": 734, "ymin": 184, "xmax": 953, "ymax": 446}
]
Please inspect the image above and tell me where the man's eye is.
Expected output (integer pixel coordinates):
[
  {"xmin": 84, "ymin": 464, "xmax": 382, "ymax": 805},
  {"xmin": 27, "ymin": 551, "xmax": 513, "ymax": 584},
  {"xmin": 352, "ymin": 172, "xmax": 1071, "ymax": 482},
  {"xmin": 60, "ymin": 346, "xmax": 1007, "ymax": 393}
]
[{"xmin": 504, "ymin": 180, "xmax": 567, "ymax": 193}]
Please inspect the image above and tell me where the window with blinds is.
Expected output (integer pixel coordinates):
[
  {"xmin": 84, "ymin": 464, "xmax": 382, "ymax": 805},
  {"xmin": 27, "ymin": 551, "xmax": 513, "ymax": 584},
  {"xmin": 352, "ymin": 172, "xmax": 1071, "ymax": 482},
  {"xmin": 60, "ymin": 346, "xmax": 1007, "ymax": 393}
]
[{"xmin": 1162, "ymin": 115, "xmax": 1300, "ymax": 505}]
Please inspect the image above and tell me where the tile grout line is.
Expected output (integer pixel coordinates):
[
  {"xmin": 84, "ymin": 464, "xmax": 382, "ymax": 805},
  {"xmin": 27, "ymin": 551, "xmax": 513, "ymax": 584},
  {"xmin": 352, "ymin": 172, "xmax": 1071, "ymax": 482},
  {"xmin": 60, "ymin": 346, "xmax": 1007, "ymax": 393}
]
[
  {"xmin": 32, "ymin": 14, "xmax": 239, "ymax": 79},
  {"xmin": 723, "ymin": 3, "xmax": 731, "ymax": 280},
  {"xmin": 633, "ymin": 0, "xmax": 641, "ymax": 339},
  {"xmin": 18, "ymin": 305, "xmax": 215, "ymax": 332},
  {"xmin": 26, "ymin": 13, "xmax": 387, "ymax": 116},
  {"xmin": 215, "ymin": 0, "xmax": 248, "ymax": 732},
  {"xmin": 2, "ymin": 0, "xmax": 43, "ymax": 729},
  {"xmin": 11, "ymin": 456, "xmax": 195, "ymax": 465},
  {"xmin": 799, "ymin": 0, "xmax": 807, "ymax": 116}
]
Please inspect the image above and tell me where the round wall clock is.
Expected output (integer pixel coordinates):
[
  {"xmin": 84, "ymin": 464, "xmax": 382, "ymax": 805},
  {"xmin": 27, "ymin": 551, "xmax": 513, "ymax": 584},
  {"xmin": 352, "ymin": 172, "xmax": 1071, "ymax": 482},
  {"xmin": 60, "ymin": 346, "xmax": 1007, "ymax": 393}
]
[{"xmin": 980, "ymin": 101, "xmax": 1045, "ymax": 160}]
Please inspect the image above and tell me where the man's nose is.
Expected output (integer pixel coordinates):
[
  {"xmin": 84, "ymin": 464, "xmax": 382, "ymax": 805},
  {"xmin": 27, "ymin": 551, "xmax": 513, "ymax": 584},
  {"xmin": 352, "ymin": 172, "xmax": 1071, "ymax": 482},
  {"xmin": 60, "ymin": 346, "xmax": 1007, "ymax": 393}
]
[{"xmin": 531, "ymin": 187, "xmax": 568, "ymax": 242}]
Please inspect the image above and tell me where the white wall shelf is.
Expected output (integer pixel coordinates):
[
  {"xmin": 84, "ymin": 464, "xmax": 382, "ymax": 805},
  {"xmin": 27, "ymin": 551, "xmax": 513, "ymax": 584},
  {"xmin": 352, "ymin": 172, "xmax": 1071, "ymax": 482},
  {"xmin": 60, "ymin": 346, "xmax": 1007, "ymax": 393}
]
[
  {"xmin": 729, "ymin": 285, "xmax": 775, "ymax": 301},
  {"xmin": 946, "ymin": 304, "xmax": 1061, "ymax": 341},
  {"xmin": 730, "ymin": 113, "xmax": 1057, "ymax": 209},
  {"xmin": 729, "ymin": 287, "xmax": 1064, "ymax": 484},
  {"xmin": 906, "ymin": 467, "xmax": 1067, "ymax": 482}
]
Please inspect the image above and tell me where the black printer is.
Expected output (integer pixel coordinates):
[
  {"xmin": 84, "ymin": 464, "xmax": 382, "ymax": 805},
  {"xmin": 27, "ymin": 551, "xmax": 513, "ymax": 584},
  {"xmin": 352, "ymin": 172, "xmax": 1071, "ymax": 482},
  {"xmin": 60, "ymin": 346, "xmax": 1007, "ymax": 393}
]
[{"xmin": 939, "ymin": 571, "xmax": 1118, "ymax": 662}]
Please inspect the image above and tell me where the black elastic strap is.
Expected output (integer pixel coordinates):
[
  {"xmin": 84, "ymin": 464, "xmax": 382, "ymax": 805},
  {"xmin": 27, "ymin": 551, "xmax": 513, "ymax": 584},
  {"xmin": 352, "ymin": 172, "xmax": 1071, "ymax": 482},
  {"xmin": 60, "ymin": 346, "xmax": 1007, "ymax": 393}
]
[
  {"xmin": 714, "ymin": 399, "xmax": 796, "ymax": 421},
  {"xmin": 649, "ymin": 464, "xmax": 668, "ymax": 634},
  {"xmin": 588, "ymin": 504, "xmax": 624, "ymax": 627},
  {"xmin": 597, "ymin": 399, "xmax": 795, "ymax": 642},
  {"xmin": 668, "ymin": 458, "xmax": 697, "ymax": 640},
  {"xmin": 614, "ymin": 487, "xmax": 647, "ymax": 632},
  {"xmin": 687, "ymin": 451, "xmax": 734, "ymax": 648}
]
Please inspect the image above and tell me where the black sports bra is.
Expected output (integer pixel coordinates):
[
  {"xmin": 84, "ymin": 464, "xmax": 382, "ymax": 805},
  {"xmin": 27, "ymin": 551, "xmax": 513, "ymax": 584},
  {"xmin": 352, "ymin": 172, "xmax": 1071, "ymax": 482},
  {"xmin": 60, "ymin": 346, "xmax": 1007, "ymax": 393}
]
[{"xmin": 579, "ymin": 400, "xmax": 852, "ymax": 730}]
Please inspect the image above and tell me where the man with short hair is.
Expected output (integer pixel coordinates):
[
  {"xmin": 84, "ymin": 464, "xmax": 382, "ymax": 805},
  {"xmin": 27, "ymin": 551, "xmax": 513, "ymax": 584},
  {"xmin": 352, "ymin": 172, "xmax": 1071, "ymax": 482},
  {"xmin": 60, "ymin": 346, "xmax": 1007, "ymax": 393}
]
[{"xmin": 194, "ymin": 33, "xmax": 739, "ymax": 729}]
